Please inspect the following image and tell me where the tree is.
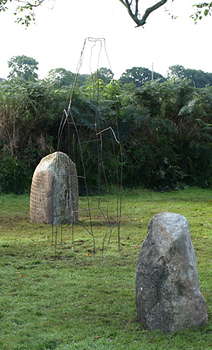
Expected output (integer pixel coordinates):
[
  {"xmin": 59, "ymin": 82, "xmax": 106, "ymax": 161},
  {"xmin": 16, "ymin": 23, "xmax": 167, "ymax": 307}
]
[
  {"xmin": 7, "ymin": 55, "xmax": 39, "ymax": 81},
  {"xmin": 191, "ymin": 2, "xmax": 212, "ymax": 23},
  {"xmin": 119, "ymin": 67, "xmax": 165, "ymax": 88},
  {"xmin": 47, "ymin": 68, "xmax": 75, "ymax": 88},
  {"xmin": 168, "ymin": 64, "xmax": 212, "ymax": 88},
  {"xmin": 0, "ymin": 0, "xmax": 47, "ymax": 26},
  {"xmin": 167, "ymin": 65, "xmax": 186, "ymax": 80},
  {"xmin": 185, "ymin": 68, "xmax": 212, "ymax": 88},
  {"xmin": 1, "ymin": 0, "xmax": 168, "ymax": 26},
  {"xmin": 118, "ymin": 1, "xmax": 212, "ymax": 26},
  {"xmin": 94, "ymin": 67, "xmax": 114, "ymax": 85},
  {"xmin": 118, "ymin": 0, "xmax": 168, "ymax": 27},
  {"xmin": 1, "ymin": 0, "xmax": 212, "ymax": 27}
]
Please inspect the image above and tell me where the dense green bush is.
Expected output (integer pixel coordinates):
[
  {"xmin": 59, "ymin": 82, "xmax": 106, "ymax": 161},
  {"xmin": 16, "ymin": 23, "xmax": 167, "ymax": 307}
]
[
  {"xmin": 119, "ymin": 80, "xmax": 212, "ymax": 190},
  {"xmin": 1, "ymin": 75, "xmax": 212, "ymax": 193},
  {"xmin": 0, "ymin": 148, "xmax": 33, "ymax": 193}
]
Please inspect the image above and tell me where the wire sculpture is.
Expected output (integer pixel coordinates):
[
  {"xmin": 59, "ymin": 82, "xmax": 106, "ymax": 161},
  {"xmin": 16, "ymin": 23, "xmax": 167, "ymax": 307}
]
[{"xmin": 52, "ymin": 37, "xmax": 123, "ymax": 254}]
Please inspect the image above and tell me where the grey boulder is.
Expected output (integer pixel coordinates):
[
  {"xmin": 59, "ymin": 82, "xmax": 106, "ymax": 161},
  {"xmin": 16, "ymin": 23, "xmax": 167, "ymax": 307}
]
[{"xmin": 136, "ymin": 212, "xmax": 208, "ymax": 332}]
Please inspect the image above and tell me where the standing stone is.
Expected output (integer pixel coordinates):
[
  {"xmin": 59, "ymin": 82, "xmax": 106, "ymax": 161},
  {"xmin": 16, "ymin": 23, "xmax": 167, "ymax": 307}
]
[
  {"xmin": 135, "ymin": 212, "xmax": 208, "ymax": 332},
  {"xmin": 30, "ymin": 151, "xmax": 78, "ymax": 225}
]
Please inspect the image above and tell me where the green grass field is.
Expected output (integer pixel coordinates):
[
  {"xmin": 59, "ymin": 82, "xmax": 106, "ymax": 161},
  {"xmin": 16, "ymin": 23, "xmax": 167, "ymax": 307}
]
[{"xmin": 0, "ymin": 188, "xmax": 212, "ymax": 349}]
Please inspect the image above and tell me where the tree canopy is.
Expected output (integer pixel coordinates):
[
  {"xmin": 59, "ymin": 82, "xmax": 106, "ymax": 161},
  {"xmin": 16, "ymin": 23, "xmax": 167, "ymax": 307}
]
[
  {"xmin": 0, "ymin": 0, "xmax": 212, "ymax": 27},
  {"xmin": 119, "ymin": 67, "xmax": 165, "ymax": 88},
  {"xmin": 168, "ymin": 64, "xmax": 212, "ymax": 88},
  {"xmin": 0, "ymin": 0, "xmax": 45, "ymax": 26},
  {"xmin": 47, "ymin": 68, "xmax": 75, "ymax": 88},
  {"xmin": 7, "ymin": 55, "xmax": 39, "ymax": 81}
]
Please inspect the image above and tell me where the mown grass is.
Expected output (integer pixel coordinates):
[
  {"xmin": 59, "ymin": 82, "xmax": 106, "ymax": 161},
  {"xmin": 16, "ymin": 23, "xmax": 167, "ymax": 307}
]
[{"xmin": 0, "ymin": 188, "xmax": 212, "ymax": 349}]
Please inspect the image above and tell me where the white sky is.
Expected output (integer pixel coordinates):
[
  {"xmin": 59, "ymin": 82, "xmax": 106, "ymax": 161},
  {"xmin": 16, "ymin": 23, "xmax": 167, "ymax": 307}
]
[{"xmin": 0, "ymin": 0, "xmax": 212, "ymax": 80}]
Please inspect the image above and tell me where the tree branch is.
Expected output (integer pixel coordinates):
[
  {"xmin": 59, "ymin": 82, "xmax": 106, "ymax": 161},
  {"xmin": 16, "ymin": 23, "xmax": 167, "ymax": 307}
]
[
  {"xmin": 119, "ymin": 0, "xmax": 168, "ymax": 27},
  {"xmin": 15, "ymin": 0, "xmax": 45, "ymax": 7},
  {"xmin": 135, "ymin": 0, "xmax": 139, "ymax": 17}
]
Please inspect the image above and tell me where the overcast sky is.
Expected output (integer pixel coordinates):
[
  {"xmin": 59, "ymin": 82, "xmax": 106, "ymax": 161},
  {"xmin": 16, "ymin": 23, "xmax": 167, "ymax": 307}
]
[{"xmin": 0, "ymin": 0, "xmax": 212, "ymax": 80}]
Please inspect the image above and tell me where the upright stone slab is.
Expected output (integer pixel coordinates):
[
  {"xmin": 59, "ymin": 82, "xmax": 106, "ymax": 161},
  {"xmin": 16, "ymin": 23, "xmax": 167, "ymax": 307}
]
[
  {"xmin": 136, "ymin": 212, "xmax": 208, "ymax": 332},
  {"xmin": 30, "ymin": 151, "xmax": 78, "ymax": 225}
]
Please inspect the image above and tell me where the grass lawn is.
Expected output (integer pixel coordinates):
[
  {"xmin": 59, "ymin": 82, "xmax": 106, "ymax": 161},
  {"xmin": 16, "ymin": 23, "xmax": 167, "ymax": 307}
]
[{"xmin": 0, "ymin": 187, "xmax": 212, "ymax": 349}]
